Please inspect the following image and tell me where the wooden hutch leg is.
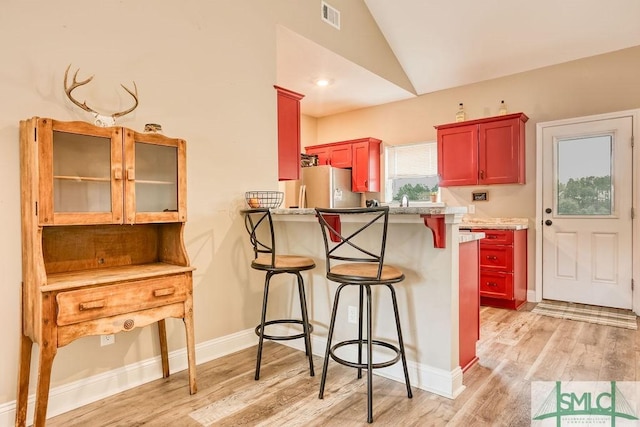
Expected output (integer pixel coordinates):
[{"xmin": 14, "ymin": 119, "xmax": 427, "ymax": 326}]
[
  {"xmin": 157, "ymin": 319, "xmax": 170, "ymax": 378},
  {"xmin": 32, "ymin": 344, "xmax": 57, "ymax": 427},
  {"xmin": 15, "ymin": 334, "xmax": 33, "ymax": 427},
  {"xmin": 183, "ymin": 308, "xmax": 197, "ymax": 394}
]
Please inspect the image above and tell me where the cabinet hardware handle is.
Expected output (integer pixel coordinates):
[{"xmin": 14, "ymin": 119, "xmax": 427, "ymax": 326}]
[
  {"xmin": 479, "ymin": 170, "xmax": 485, "ymax": 180},
  {"xmin": 79, "ymin": 300, "xmax": 105, "ymax": 310},
  {"xmin": 486, "ymin": 255, "xmax": 498, "ymax": 260},
  {"xmin": 486, "ymin": 282, "xmax": 498, "ymax": 287},
  {"xmin": 487, "ymin": 235, "xmax": 498, "ymax": 239},
  {"xmin": 127, "ymin": 168, "xmax": 135, "ymax": 180},
  {"xmin": 114, "ymin": 167, "xmax": 122, "ymax": 180},
  {"xmin": 154, "ymin": 287, "xmax": 175, "ymax": 297}
]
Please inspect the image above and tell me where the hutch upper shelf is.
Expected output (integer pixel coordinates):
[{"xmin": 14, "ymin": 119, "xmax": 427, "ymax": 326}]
[{"xmin": 35, "ymin": 118, "xmax": 186, "ymax": 225}]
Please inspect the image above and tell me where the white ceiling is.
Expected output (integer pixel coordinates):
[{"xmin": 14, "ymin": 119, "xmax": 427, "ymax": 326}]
[{"xmin": 277, "ymin": 0, "xmax": 640, "ymax": 118}]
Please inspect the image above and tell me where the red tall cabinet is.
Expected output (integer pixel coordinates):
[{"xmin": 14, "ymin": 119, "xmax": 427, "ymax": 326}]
[
  {"xmin": 275, "ymin": 85, "xmax": 304, "ymax": 181},
  {"xmin": 459, "ymin": 239, "xmax": 480, "ymax": 372},
  {"xmin": 436, "ymin": 113, "xmax": 528, "ymax": 186}
]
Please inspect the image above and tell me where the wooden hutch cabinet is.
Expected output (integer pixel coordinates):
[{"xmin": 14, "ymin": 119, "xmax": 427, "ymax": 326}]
[
  {"xmin": 435, "ymin": 113, "xmax": 528, "ymax": 186},
  {"xmin": 16, "ymin": 118, "xmax": 197, "ymax": 427},
  {"xmin": 305, "ymin": 137, "xmax": 381, "ymax": 192}
]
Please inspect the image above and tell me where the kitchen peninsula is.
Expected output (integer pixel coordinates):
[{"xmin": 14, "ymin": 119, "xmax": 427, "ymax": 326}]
[{"xmin": 268, "ymin": 205, "xmax": 478, "ymax": 399}]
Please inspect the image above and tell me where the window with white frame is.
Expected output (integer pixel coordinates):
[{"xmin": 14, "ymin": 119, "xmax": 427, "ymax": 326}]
[{"xmin": 385, "ymin": 142, "xmax": 439, "ymax": 203}]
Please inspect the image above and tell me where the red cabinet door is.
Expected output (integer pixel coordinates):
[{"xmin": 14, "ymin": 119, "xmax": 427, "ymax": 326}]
[
  {"xmin": 479, "ymin": 117, "xmax": 525, "ymax": 184},
  {"xmin": 306, "ymin": 146, "xmax": 330, "ymax": 165},
  {"xmin": 459, "ymin": 240, "xmax": 479, "ymax": 372},
  {"xmin": 275, "ymin": 86, "xmax": 304, "ymax": 181},
  {"xmin": 437, "ymin": 124, "xmax": 478, "ymax": 186},
  {"xmin": 352, "ymin": 139, "xmax": 380, "ymax": 192},
  {"xmin": 329, "ymin": 144, "xmax": 352, "ymax": 168}
]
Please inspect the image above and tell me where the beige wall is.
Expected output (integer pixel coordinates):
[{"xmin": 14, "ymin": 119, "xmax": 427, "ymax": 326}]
[
  {"xmin": 314, "ymin": 45, "xmax": 640, "ymax": 295},
  {"xmin": 0, "ymin": 0, "xmax": 404, "ymax": 408}
]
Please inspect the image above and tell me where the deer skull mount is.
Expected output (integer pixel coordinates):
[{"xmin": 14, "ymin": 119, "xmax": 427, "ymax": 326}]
[{"xmin": 64, "ymin": 64, "xmax": 139, "ymax": 127}]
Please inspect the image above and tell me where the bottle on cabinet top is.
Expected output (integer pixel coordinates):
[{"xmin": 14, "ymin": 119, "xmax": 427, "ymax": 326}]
[
  {"xmin": 455, "ymin": 103, "xmax": 466, "ymax": 122},
  {"xmin": 498, "ymin": 100, "xmax": 507, "ymax": 116}
]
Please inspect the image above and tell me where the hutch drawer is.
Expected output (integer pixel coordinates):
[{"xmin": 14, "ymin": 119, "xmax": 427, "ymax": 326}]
[{"xmin": 56, "ymin": 274, "xmax": 190, "ymax": 326}]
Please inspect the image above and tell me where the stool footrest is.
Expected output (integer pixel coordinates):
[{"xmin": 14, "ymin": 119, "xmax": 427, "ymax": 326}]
[
  {"xmin": 255, "ymin": 319, "xmax": 314, "ymax": 341},
  {"xmin": 329, "ymin": 339, "xmax": 401, "ymax": 370}
]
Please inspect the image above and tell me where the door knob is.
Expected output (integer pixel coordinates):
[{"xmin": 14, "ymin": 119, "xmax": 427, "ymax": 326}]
[
  {"xmin": 545, "ymin": 208, "xmax": 552, "ymax": 214},
  {"xmin": 545, "ymin": 220, "xmax": 553, "ymax": 226}
]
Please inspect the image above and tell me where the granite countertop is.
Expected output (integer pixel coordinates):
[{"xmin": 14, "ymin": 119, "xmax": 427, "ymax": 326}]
[
  {"xmin": 272, "ymin": 205, "xmax": 468, "ymax": 216},
  {"xmin": 459, "ymin": 217, "xmax": 529, "ymax": 230}
]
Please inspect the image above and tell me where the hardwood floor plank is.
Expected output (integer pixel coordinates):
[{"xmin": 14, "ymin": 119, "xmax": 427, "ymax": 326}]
[{"xmin": 46, "ymin": 307, "xmax": 640, "ymax": 427}]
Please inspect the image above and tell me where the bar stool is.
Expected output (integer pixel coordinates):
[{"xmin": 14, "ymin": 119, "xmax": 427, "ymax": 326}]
[
  {"xmin": 315, "ymin": 206, "xmax": 412, "ymax": 424},
  {"xmin": 241, "ymin": 208, "xmax": 315, "ymax": 380}
]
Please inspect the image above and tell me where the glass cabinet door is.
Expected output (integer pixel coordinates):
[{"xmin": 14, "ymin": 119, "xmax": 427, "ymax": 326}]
[
  {"xmin": 37, "ymin": 119, "xmax": 123, "ymax": 225},
  {"xmin": 124, "ymin": 130, "xmax": 186, "ymax": 224}
]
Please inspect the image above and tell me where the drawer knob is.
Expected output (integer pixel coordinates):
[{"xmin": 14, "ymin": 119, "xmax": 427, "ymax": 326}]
[
  {"xmin": 154, "ymin": 287, "xmax": 175, "ymax": 297},
  {"xmin": 124, "ymin": 319, "xmax": 135, "ymax": 330},
  {"xmin": 79, "ymin": 300, "xmax": 105, "ymax": 311}
]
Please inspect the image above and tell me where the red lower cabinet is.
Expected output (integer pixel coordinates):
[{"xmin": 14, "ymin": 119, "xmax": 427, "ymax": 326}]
[
  {"xmin": 459, "ymin": 240, "xmax": 480, "ymax": 372},
  {"xmin": 478, "ymin": 229, "xmax": 527, "ymax": 310}
]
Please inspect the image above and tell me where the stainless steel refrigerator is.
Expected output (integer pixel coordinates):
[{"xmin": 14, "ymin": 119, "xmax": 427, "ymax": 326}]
[{"xmin": 300, "ymin": 165, "xmax": 361, "ymax": 208}]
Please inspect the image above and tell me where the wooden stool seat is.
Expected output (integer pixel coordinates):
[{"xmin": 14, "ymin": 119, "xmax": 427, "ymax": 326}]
[
  {"xmin": 329, "ymin": 263, "xmax": 404, "ymax": 282},
  {"xmin": 252, "ymin": 254, "xmax": 315, "ymax": 270}
]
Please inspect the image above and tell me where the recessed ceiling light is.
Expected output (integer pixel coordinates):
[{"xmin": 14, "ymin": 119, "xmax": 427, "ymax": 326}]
[{"xmin": 315, "ymin": 78, "xmax": 331, "ymax": 87}]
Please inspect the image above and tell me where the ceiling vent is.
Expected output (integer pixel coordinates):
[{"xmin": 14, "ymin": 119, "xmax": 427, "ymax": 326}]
[{"xmin": 321, "ymin": 1, "xmax": 340, "ymax": 30}]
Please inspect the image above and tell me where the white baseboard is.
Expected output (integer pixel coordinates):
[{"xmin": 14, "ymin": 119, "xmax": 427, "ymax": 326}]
[
  {"xmin": 1, "ymin": 328, "xmax": 257, "ymax": 427},
  {"xmin": 528, "ymin": 289, "xmax": 539, "ymax": 303}
]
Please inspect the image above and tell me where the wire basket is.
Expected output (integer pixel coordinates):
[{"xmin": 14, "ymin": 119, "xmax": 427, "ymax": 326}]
[{"xmin": 245, "ymin": 191, "xmax": 284, "ymax": 208}]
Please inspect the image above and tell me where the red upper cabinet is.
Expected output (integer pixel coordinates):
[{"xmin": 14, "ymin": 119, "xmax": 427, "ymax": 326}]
[
  {"xmin": 275, "ymin": 85, "xmax": 304, "ymax": 181},
  {"xmin": 305, "ymin": 137, "xmax": 381, "ymax": 192},
  {"xmin": 305, "ymin": 143, "xmax": 352, "ymax": 167},
  {"xmin": 436, "ymin": 113, "xmax": 528, "ymax": 187},
  {"xmin": 352, "ymin": 138, "xmax": 381, "ymax": 192},
  {"xmin": 305, "ymin": 146, "xmax": 330, "ymax": 166}
]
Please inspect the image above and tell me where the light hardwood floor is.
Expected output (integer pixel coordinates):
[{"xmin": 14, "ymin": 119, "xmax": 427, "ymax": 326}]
[{"xmin": 46, "ymin": 304, "xmax": 640, "ymax": 426}]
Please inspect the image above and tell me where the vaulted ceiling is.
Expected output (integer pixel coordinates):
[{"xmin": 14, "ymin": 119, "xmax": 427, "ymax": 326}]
[{"xmin": 277, "ymin": 0, "xmax": 640, "ymax": 117}]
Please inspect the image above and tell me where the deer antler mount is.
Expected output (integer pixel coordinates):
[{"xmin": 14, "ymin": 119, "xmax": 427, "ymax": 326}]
[{"xmin": 64, "ymin": 64, "xmax": 139, "ymax": 127}]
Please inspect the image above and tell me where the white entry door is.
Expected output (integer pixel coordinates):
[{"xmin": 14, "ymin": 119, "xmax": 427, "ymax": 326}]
[{"xmin": 541, "ymin": 115, "xmax": 633, "ymax": 309}]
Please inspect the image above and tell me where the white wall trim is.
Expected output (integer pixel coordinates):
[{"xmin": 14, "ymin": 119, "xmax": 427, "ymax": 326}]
[
  {"xmin": 527, "ymin": 289, "xmax": 539, "ymax": 303},
  {"xmin": 1, "ymin": 328, "xmax": 257, "ymax": 427}
]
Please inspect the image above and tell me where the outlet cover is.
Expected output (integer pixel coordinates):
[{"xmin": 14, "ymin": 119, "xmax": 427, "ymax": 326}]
[
  {"xmin": 100, "ymin": 334, "xmax": 115, "ymax": 346},
  {"xmin": 347, "ymin": 306, "xmax": 358, "ymax": 324}
]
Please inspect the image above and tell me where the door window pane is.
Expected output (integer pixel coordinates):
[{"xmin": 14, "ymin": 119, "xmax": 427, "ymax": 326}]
[{"xmin": 556, "ymin": 135, "xmax": 612, "ymax": 215}]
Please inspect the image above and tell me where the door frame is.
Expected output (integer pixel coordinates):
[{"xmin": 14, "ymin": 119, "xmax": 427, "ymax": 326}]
[{"xmin": 535, "ymin": 109, "xmax": 639, "ymax": 313}]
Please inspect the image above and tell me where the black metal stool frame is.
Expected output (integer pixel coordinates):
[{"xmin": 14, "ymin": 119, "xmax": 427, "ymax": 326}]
[
  {"xmin": 315, "ymin": 207, "xmax": 412, "ymax": 423},
  {"xmin": 242, "ymin": 208, "xmax": 315, "ymax": 380}
]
